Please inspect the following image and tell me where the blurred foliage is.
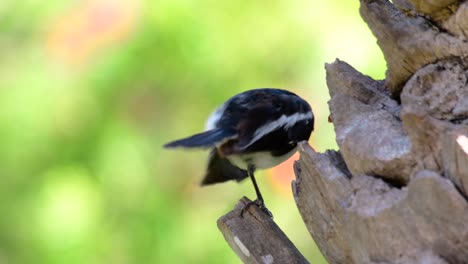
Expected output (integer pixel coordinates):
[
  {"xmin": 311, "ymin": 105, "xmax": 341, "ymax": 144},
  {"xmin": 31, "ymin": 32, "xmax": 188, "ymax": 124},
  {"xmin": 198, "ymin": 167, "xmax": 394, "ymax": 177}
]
[{"xmin": 0, "ymin": 0, "xmax": 385, "ymax": 263}]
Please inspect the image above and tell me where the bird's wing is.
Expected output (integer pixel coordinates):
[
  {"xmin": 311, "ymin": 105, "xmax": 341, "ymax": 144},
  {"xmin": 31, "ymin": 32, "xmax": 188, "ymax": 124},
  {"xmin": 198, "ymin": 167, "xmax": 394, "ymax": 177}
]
[
  {"xmin": 217, "ymin": 104, "xmax": 283, "ymax": 155},
  {"xmin": 236, "ymin": 105, "xmax": 282, "ymax": 147},
  {"xmin": 220, "ymin": 105, "xmax": 313, "ymax": 154}
]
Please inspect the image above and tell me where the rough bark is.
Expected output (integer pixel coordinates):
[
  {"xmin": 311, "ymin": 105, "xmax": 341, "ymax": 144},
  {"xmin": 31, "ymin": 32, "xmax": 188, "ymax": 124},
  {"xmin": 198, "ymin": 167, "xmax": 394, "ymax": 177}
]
[
  {"xmin": 360, "ymin": 0, "xmax": 468, "ymax": 96},
  {"xmin": 217, "ymin": 197, "xmax": 308, "ymax": 264},
  {"xmin": 293, "ymin": 143, "xmax": 467, "ymax": 264},
  {"xmin": 219, "ymin": 0, "xmax": 468, "ymax": 263},
  {"xmin": 291, "ymin": 0, "xmax": 468, "ymax": 262}
]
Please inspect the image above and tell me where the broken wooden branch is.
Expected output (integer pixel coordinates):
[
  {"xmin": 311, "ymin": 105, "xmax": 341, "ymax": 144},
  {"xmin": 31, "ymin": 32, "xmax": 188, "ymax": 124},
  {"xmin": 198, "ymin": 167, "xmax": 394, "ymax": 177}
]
[{"xmin": 217, "ymin": 197, "xmax": 309, "ymax": 264}]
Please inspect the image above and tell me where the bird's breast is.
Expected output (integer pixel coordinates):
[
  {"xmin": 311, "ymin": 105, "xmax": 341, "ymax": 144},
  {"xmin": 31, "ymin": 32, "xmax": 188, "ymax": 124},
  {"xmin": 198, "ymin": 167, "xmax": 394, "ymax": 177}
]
[{"xmin": 227, "ymin": 146, "xmax": 298, "ymax": 170}]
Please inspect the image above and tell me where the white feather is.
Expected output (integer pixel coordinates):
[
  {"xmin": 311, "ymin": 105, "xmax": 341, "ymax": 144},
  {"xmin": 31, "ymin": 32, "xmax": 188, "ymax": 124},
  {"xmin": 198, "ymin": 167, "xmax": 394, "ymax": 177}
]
[
  {"xmin": 242, "ymin": 111, "xmax": 313, "ymax": 149},
  {"xmin": 205, "ymin": 103, "xmax": 227, "ymax": 131},
  {"xmin": 227, "ymin": 146, "xmax": 298, "ymax": 170}
]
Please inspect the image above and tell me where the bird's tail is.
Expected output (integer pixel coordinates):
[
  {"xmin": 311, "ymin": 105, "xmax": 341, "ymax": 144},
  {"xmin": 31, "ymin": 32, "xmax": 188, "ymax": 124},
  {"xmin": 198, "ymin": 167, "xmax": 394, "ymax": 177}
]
[
  {"xmin": 201, "ymin": 149, "xmax": 248, "ymax": 185},
  {"xmin": 163, "ymin": 128, "xmax": 236, "ymax": 149}
]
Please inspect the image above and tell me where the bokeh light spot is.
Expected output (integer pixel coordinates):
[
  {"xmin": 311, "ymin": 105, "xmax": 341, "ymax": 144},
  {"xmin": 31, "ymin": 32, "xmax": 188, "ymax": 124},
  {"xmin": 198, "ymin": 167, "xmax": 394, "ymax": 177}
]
[{"xmin": 35, "ymin": 166, "xmax": 101, "ymax": 249}]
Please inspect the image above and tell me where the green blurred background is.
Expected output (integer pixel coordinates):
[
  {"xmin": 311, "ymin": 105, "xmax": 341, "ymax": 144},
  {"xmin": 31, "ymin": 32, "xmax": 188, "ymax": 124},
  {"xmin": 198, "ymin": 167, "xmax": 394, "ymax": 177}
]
[{"xmin": 0, "ymin": 0, "xmax": 385, "ymax": 263}]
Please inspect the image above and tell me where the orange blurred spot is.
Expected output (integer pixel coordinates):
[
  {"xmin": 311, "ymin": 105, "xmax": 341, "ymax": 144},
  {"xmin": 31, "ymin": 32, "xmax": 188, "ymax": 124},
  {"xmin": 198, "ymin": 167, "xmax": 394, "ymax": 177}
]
[
  {"xmin": 268, "ymin": 152, "xmax": 300, "ymax": 196},
  {"xmin": 268, "ymin": 139, "xmax": 316, "ymax": 196},
  {"xmin": 46, "ymin": 0, "xmax": 139, "ymax": 65}
]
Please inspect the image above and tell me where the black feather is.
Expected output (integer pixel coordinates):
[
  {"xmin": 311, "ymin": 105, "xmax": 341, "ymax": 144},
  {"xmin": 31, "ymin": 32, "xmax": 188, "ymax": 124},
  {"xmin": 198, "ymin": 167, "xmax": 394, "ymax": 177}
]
[
  {"xmin": 163, "ymin": 128, "xmax": 236, "ymax": 149},
  {"xmin": 201, "ymin": 149, "xmax": 248, "ymax": 185}
]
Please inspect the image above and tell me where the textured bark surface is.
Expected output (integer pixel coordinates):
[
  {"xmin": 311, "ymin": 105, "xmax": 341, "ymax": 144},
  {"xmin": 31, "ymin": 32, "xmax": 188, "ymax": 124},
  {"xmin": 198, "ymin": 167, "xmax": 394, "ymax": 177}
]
[
  {"xmin": 293, "ymin": 143, "xmax": 468, "ymax": 264},
  {"xmin": 291, "ymin": 0, "xmax": 468, "ymax": 263},
  {"xmin": 219, "ymin": 0, "xmax": 468, "ymax": 263},
  {"xmin": 218, "ymin": 197, "xmax": 308, "ymax": 264},
  {"xmin": 326, "ymin": 61, "xmax": 414, "ymax": 184},
  {"xmin": 360, "ymin": 0, "xmax": 468, "ymax": 96}
]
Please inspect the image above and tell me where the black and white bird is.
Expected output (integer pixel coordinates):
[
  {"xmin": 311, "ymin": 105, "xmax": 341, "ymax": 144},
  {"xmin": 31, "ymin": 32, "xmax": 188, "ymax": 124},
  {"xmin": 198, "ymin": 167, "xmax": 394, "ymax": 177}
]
[{"xmin": 164, "ymin": 88, "xmax": 314, "ymax": 216}]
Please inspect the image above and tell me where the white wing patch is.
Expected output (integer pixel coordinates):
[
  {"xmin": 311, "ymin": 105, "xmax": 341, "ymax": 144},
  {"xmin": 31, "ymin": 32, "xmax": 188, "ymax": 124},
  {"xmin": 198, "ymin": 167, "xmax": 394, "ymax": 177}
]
[
  {"xmin": 205, "ymin": 103, "xmax": 227, "ymax": 131},
  {"xmin": 241, "ymin": 111, "xmax": 313, "ymax": 149}
]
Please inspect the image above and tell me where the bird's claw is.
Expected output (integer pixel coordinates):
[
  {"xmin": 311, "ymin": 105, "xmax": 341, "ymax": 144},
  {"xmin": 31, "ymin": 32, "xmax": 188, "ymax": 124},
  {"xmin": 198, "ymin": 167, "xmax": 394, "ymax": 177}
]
[{"xmin": 240, "ymin": 199, "xmax": 273, "ymax": 218}]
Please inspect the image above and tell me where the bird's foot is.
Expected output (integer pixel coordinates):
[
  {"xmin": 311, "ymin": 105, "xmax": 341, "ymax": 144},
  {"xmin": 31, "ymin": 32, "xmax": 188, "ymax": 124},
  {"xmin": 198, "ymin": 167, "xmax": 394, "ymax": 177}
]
[{"xmin": 240, "ymin": 199, "xmax": 273, "ymax": 218}]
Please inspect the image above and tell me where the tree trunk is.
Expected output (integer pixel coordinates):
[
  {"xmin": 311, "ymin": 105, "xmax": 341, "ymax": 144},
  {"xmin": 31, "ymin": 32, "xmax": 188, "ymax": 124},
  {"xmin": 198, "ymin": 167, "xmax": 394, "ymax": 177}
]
[{"xmin": 219, "ymin": 0, "xmax": 468, "ymax": 263}]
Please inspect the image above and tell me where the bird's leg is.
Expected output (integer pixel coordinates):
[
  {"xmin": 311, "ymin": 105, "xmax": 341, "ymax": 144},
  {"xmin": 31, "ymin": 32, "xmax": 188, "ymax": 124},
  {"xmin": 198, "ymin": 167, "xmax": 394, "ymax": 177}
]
[{"xmin": 240, "ymin": 164, "xmax": 273, "ymax": 218}]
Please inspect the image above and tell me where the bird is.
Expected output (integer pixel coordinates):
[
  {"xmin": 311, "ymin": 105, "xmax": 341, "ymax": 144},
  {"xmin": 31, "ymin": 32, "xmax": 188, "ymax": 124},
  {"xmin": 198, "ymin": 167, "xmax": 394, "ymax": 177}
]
[{"xmin": 164, "ymin": 88, "xmax": 314, "ymax": 217}]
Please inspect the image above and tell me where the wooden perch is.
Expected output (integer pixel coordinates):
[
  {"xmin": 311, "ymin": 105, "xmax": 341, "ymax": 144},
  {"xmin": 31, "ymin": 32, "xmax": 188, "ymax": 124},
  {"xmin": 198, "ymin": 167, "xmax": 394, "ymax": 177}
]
[{"xmin": 217, "ymin": 197, "xmax": 308, "ymax": 264}]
